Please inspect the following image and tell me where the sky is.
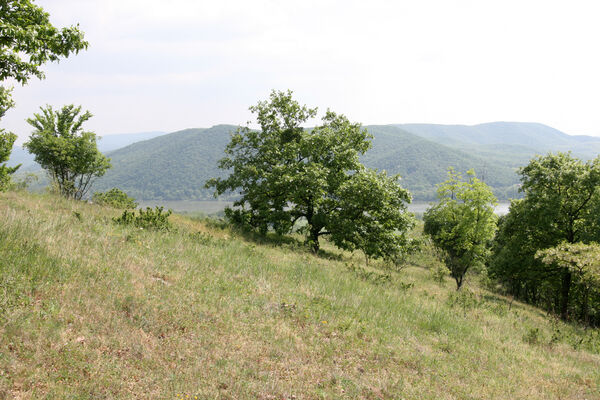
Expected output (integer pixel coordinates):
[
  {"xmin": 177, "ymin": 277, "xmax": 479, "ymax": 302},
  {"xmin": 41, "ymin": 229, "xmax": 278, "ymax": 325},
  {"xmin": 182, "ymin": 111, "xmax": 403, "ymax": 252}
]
[{"xmin": 4, "ymin": 0, "xmax": 600, "ymax": 143}]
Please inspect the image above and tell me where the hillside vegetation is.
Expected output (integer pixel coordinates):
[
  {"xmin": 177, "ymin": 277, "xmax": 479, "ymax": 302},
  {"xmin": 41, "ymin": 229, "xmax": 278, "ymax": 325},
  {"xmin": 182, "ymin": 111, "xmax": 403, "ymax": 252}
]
[
  {"xmin": 1, "ymin": 190, "xmax": 599, "ymax": 399},
  {"xmin": 399, "ymin": 122, "xmax": 600, "ymax": 166},
  {"xmin": 94, "ymin": 125, "xmax": 520, "ymax": 201}
]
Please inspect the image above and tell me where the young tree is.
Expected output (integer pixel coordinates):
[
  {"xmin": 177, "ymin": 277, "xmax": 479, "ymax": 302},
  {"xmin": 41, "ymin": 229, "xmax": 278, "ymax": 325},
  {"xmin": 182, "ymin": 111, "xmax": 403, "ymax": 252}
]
[
  {"xmin": 207, "ymin": 90, "xmax": 414, "ymax": 256},
  {"xmin": 489, "ymin": 152, "xmax": 600, "ymax": 320},
  {"xmin": 424, "ymin": 169, "xmax": 497, "ymax": 289},
  {"xmin": 24, "ymin": 105, "xmax": 111, "ymax": 200}
]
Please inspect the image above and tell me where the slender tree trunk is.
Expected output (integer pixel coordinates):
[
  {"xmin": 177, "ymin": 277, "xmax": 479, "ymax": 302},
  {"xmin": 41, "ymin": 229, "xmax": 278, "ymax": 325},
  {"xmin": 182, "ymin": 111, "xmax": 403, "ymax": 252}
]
[
  {"xmin": 560, "ymin": 269, "xmax": 572, "ymax": 320},
  {"xmin": 581, "ymin": 287, "xmax": 590, "ymax": 324},
  {"xmin": 309, "ymin": 226, "xmax": 320, "ymax": 253},
  {"xmin": 455, "ymin": 274, "xmax": 463, "ymax": 290}
]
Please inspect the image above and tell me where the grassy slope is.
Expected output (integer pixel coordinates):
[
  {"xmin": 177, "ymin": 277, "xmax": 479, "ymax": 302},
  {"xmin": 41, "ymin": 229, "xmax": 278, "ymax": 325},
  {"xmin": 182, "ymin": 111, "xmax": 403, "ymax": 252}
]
[{"xmin": 0, "ymin": 191, "xmax": 599, "ymax": 399}]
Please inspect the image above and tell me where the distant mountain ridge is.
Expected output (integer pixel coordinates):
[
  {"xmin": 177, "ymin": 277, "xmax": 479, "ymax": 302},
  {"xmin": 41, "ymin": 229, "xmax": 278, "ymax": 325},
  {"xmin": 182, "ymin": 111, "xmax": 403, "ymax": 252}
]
[
  {"xmin": 93, "ymin": 124, "xmax": 521, "ymax": 201},
  {"xmin": 397, "ymin": 122, "xmax": 600, "ymax": 165},
  {"xmin": 12, "ymin": 121, "xmax": 600, "ymax": 202}
]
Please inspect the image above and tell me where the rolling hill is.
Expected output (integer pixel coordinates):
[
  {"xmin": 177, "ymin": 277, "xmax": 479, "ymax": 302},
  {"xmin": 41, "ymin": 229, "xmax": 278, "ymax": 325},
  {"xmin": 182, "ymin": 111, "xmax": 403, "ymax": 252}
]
[
  {"xmin": 94, "ymin": 124, "xmax": 520, "ymax": 201},
  {"xmin": 398, "ymin": 122, "xmax": 600, "ymax": 165}
]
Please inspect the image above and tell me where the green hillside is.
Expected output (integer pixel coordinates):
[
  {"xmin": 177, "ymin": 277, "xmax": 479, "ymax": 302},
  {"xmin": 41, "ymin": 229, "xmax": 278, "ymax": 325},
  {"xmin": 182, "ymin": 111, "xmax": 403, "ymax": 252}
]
[
  {"xmin": 94, "ymin": 124, "xmax": 520, "ymax": 201},
  {"xmin": 399, "ymin": 122, "xmax": 600, "ymax": 164},
  {"xmin": 1, "ymin": 190, "xmax": 598, "ymax": 399},
  {"xmin": 94, "ymin": 125, "xmax": 234, "ymax": 200},
  {"xmin": 361, "ymin": 126, "xmax": 519, "ymax": 200}
]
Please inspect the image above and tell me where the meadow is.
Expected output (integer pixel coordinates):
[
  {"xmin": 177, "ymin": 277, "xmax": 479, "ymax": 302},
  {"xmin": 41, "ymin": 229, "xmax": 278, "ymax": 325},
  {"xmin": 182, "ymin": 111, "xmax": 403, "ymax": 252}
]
[{"xmin": 0, "ymin": 191, "xmax": 598, "ymax": 399}]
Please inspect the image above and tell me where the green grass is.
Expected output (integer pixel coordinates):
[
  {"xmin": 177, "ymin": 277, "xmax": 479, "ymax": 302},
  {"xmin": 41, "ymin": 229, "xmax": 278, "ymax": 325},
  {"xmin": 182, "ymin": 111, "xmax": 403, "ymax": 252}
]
[{"xmin": 0, "ymin": 191, "xmax": 598, "ymax": 399}]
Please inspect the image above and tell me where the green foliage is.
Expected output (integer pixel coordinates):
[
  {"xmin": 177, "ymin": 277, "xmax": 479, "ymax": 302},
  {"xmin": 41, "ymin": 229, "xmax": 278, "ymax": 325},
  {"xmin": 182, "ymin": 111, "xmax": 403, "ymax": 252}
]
[
  {"xmin": 329, "ymin": 168, "xmax": 416, "ymax": 263},
  {"xmin": 424, "ymin": 168, "xmax": 498, "ymax": 289},
  {"xmin": 537, "ymin": 242, "xmax": 600, "ymax": 324},
  {"xmin": 208, "ymin": 90, "xmax": 414, "ymax": 257},
  {"xmin": 0, "ymin": 130, "xmax": 19, "ymax": 191},
  {"xmin": 113, "ymin": 206, "xmax": 172, "ymax": 231},
  {"xmin": 94, "ymin": 124, "xmax": 522, "ymax": 203},
  {"xmin": 92, "ymin": 188, "xmax": 138, "ymax": 209},
  {"xmin": 0, "ymin": 0, "xmax": 87, "ymax": 174},
  {"xmin": 490, "ymin": 152, "xmax": 600, "ymax": 323},
  {"xmin": 0, "ymin": 0, "xmax": 88, "ymax": 85},
  {"xmin": 24, "ymin": 105, "xmax": 111, "ymax": 200},
  {"xmin": 0, "ymin": 87, "xmax": 20, "ymax": 190}
]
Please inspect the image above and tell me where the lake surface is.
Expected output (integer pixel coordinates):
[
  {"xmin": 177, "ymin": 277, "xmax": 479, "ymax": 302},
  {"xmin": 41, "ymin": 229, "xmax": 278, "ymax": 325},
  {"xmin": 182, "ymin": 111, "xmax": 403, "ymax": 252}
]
[
  {"xmin": 409, "ymin": 202, "xmax": 510, "ymax": 216},
  {"xmin": 139, "ymin": 200, "xmax": 512, "ymax": 216}
]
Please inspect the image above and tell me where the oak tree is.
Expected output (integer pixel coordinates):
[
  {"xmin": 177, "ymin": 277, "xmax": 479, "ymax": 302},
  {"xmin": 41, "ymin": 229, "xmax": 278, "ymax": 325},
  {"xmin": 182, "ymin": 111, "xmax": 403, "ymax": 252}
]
[{"xmin": 207, "ymin": 90, "xmax": 415, "ymax": 257}]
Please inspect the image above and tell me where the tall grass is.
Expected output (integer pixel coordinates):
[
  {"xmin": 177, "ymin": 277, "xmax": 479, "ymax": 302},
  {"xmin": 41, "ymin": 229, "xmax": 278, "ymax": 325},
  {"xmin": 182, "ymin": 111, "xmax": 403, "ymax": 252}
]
[{"xmin": 0, "ymin": 191, "xmax": 598, "ymax": 399}]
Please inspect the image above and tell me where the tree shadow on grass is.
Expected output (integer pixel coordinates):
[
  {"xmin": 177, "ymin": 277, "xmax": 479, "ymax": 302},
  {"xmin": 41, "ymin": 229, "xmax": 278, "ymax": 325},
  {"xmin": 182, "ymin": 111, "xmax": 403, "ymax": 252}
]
[{"xmin": 206, "ymin": 219, "xmax": 344, "ymax": 261}]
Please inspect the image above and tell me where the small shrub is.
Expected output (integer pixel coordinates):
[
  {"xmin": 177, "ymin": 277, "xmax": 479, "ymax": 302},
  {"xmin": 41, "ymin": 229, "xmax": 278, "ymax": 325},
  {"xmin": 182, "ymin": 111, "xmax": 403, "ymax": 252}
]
[
  {"xmin": 113, "ymin": 206, "xmax": 172, "ymax": 231},
  {"xmin": 447, "ymin": 289, "xmax": 480, "ymax": 312},
  {"xmin": 346, "ymin": 263, "xmax": 391, "ymax": 285},
  {"xmin": 93, "ymin": 188, "xmax": 138, "ymax": 209},
  {"xmin": 431, "ymin": 264, "xmax": 448, "ymax": 285},
  {"xmin": 523, "ymin": 327, "xmax": 541, "ymax": 345}
]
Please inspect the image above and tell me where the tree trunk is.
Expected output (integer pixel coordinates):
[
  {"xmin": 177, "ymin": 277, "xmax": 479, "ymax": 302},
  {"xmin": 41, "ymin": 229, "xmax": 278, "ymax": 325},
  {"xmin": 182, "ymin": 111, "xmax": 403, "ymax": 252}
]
[
  {"xmin": 455, "ymin": 274, "xmax": 463, "ymax": 290},
  {"xmin": 560, "ymin": 269, "xmax": 572, "ymax": 320},
  {"xmin": 309, "ymin": 226, "xmax": 320, "ymax": 253}
]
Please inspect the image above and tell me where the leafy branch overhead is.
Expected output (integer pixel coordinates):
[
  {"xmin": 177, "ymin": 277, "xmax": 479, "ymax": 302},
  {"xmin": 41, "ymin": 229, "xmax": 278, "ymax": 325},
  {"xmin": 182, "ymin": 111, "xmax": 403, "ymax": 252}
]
[
  {"xmin": 0, "ymin": 0, "xmax": 88, "ymax": 84},
  {"xmin": 207, "ymin": 90, "xmax": 415, "ymax": 260}
]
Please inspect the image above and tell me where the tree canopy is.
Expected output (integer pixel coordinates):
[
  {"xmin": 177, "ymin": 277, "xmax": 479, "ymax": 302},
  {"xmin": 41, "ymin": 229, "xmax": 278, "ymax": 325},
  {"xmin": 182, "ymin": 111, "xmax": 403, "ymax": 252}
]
[
  {"xmin": 0, "ymin": 0, "xmax": 88, "ymax": 86},
  {"xmin": 24, "ymin": 105, "xmax": 111, "ymax": 200},
  {"xmin": 489, "ymin": 152, "xmax": 600, "ymax": 321},
  {"xmin": 424, "ymin": 168, "xmax": 497, "ymax": 289},
  {"xmin": 207, "ymin": 90, "xmax": 415, "ymax": 258}
]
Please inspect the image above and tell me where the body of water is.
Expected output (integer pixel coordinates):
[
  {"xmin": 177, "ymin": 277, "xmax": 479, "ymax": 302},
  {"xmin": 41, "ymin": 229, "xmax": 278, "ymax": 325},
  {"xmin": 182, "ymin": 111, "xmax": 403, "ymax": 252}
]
[
  {"xmin": 139, "ymin": 200, "xmax": 512, "ymax": 216},
  {"xmin": 409, "ymin": 202, "xmax": 511, "ymax": 216}
]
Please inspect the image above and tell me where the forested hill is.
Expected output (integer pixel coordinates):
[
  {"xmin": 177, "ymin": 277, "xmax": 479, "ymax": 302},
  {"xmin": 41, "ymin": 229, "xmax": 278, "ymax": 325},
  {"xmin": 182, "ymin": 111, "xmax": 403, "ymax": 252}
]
[
  {"xmin": 94, "ymin": 125, "xmax": 234, "ymax": 200},
  {"xmin": 398, "ymin": 122, "xmax": 600, "ymax": 165},
  {"xmin": 93, "ymin": 124, "xmax": 520, "ymax": 201}
]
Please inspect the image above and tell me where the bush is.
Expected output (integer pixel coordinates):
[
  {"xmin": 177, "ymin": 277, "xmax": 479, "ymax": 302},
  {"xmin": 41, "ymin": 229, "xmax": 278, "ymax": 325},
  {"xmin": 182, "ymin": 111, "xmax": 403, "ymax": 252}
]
[
  {"xmin": 93, "ymin": 188, "xmax": 137, "ymax": 209},
  {"xmin": 113, "ymin": 206, "xmax": 172, "ymax": 231}
]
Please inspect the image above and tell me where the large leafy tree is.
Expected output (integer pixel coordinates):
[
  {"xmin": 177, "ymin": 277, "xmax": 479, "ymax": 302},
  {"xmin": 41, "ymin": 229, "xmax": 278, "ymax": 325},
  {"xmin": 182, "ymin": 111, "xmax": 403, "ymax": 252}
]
[
  {"xmin": 207, "ymin": 90, "xmax": 415, "ymax": 256},
  {"xmin": 489, "ymin": 152, "xmax": 600, "ymax": 321},
  {"xmin": 24, "ymin": 105, "xmax": 111, "ymax": 200},
  {"xmin": 0, "ymin": 0, "xmax": 88, "ymax": 188},
  {"xmin": 424, "ymin": 169, "xmax": 497, "ymax": 289}
]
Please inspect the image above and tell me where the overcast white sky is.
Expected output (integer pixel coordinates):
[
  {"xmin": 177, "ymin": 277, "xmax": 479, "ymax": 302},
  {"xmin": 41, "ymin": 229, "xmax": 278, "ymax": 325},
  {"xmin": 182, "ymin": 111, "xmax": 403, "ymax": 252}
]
[{"xmin": 4, "ymin": 0, "xmax": 600, "ymax": 143}]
